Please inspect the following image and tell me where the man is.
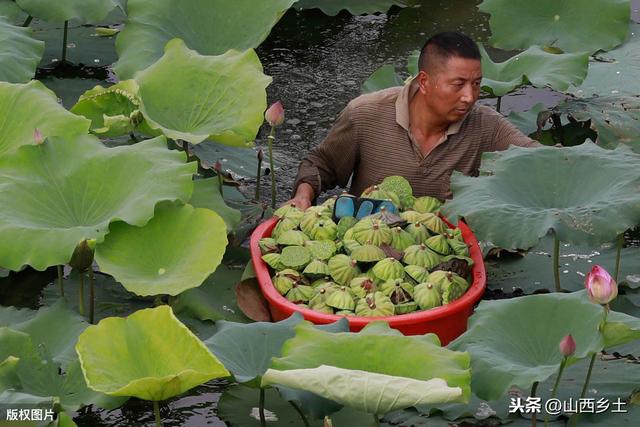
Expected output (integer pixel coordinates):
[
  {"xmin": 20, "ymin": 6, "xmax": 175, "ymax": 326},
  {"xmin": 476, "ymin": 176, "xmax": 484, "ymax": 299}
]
[{"xmin": 288, "ymin": 32, "xmax": 540, "ymax": 210}]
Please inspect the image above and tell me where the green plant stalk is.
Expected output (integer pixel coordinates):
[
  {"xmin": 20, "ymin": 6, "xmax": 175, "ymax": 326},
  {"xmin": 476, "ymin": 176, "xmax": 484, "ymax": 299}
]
[
  {"xmin": 153, "ymin": 401, "xmax": 162, "ymax": 427},
  {"xmin": 62, "ymin": 20, "xmax": 69, "ymax": 63},
  {"xmin": 496, "ymin": 96, "xmax": 502, "ymax": 113},
  {"xmin": 288, "ymin": 401, "xmax": 310, "ymax": 427},
  {"xmin": 530, "ymin": 381, "xmax": 539, "ymax": 427},
  {"xmin": 259, "ymin": 388, "xmax": 267, "ymax": 427},
  {"xmin": 372, "ymin": 413, "xmax": 380, "ymax": 427},
  {"xmin": 543, "ymin": 358, "xmax": 567, "ymax": 427},
  {"xmin": 614, "ymin": 232, "xmax": 624, "ymax": 282},
  {"xmin": 553, "ymin": 230, "xmax": 561, "ymax": 292},
  {"xmin": 217, "ymin": 171, "xmax": 224, "ymax": 197},
  {"xmin": 255, "ymin": 154, "xmax": 263, "ymax": 200},
  {"xmin": 22, "ymin": 15, "xmax": 33, "ymax": 27},
  {"xmin": 57, "ymin": 265, "xmax": 64, "ymax": 297},
  {"xmin": 268, "ymin": 126, "xmax": 276, "ymax": 209},
  {"xmin": 89, "ymin": 269, "xmax": 95, "ymax": 324},
  {"xmin": 78, "ymin": 271, "xmax": 85, "ymax": 316}
]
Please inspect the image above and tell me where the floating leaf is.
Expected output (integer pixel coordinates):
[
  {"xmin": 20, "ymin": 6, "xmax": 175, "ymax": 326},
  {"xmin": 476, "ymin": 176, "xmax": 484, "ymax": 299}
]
[
  {"xmin": 0, "ymin": 0, "xmax": 28, "ymax": 24},
  {"xmin": 361, "ymin": 64, "xmax": 404, "ymax": 93},
  {"xmin": 478, "ymin": 0, "xmax": 630, "ymax": 53},
  {"xmin": 0, "ymin": 135, "xmax": 195, "ymax": 271},
  {"xmin": 15, "ymin": 0, "xmax": 118, "ymax": 23},
  {"xmin": 114, "ymin": 0, "xmax": 296, "ymax": 79},
  {"xmin": 0, "ymin": 16, "xmax": 44, "ymax": 83},
  {"xmin": 76, "ymin": 305, "xmax": 229, "ymax": 401},
  {"xmin": 189, "ymin": 178, "xmax": 241, "ymax": 233},
  {"xmin": 295, "ymin": 0, "xmax": 408, "ymax": 16},
  {"xmin": 0, "ymin": 81, "xmax": 90, "ymax": 156},
  {"xmin": 507, "ymin": 102, "xmax": 549, "ymax": 136},
  {"xmin": 134, "ymin": 39, "xmax": 271, "ymax": 146},
  {"xmin": 191, "ymin": 142, "xmax": 272, "ymax": 179},
  {"xmin": 443, "ymin": 143, "xmax": 640, "ymax": 249},
  {"xmin": 480, "ymin": 45, "xmax": 588, "ymax": 96}
]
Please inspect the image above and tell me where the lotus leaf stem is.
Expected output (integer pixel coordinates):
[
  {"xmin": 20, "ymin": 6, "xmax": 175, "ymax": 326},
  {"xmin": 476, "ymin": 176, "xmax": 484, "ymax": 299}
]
[
  {"xmin": 288, "ymin": 401, "xmax": 310, "ymax": 427},
  {"xmin": 22, "ymin": 15, "xmax": 33, "ymax": 27},
  {"xmin": 89, "ymin": 269, "xmax": 95, "ymax": 324},
  {"xmin": 530, "ymin": 381, "xmax": 539, "ymax": 427},
  {"xmin": 78, "ymin": 271, "xmax": 85, "ymax": 316},
  {"xmin": 57, "ymin": 265, "xmax": 64, "ymax": 297},
  {"xmin": 543, "ymin": 357, "xmax": 567, "ymax": 427},
  {"xmin": 372, "ymin": 413, "xmax": 380, "ymax": 427},
  {"xmin": 614, "ymin": 233, "xmax": 623, "ymax": 282},
  {"xmin": 495, "ymin": 96, "xmax": 502, "ymax": 113},
  {"xmin": 217, "ymin": 171, "xmax": 224, "ymax": 197},
  {"xmin": 552, "ymin": 230, "xmax": 561, "ymax": 292},
  {"xmin": 255, "ymin": 152, "xmax": 263, "ymax": 200},
  {"xmin": 153, "ymin": 400, "xmax": 162, "ymax": 427},
  {"xmin": 259, "ymin": 388, "xmax": 267, "ymax": 427},
  {"xmin": 268, "ymin": 126, "xmax": 276, "ymax": 209},
  {"xmin": 129, "ymin": 132, "xmax": 138, "ymax": 143},
  {"xmin": 62, "ymin": 21, "xmax": 69, "ymax": 63}
]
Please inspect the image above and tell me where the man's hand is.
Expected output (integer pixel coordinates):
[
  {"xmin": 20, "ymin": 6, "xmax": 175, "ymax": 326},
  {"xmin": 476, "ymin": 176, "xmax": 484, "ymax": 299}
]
[{"xmin": 281, "ymin": 183, "xmax": 314, "ymax": 211}]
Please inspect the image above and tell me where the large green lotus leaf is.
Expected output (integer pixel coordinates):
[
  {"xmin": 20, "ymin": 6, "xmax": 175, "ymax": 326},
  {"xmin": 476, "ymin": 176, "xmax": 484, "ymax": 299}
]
[
  {"xmin": 0, "ymin": 0, "xmax": 27, "ymax": 24},
  {"xmin": 577, "ymin": 403, "xmax": 640, "ymax": 426},
  {"xmin": 570, "ymin": 23, "xmax": 640, "ymax": 97},
  {"xmin": 361, "ymin": 64, "xmax": 404, "ymax": 94},
  {"xmin": 76, "ymin": 305, "xmax": 230, "ymax": 401},
  {"xmin": 0, "ymin": 17, "xmax": 44, "ymax": 83},
  {"xmin": 15, "ymin": 0, "xmax": 118, "ymax": 23},
  {"xmin": 294, "ymin": 0, "xmax": 408, "ymax": 15},
  {"xmin": 114, "ymin": 0, "xmax": 296, "ymax": 79},
  {"xmin": 480, "ymin": 45, "xmax": 589, "ymax": 96},
  {"xmin": 263, "ymin": 365, "xmax": 463, "ymax": 415},
  {"xmin": 0, "ymin": 81, "xmax": 90, "ymax": 156},
  {"xmin": 95, "ymin": 203, "xmax": 227, "ymax": 296},
  {"xmin": 507, "ymin": 103, "xmax": 549, "ymax": 136},
  {"xmin": 449, "ymin": 291, "xmax": 606, "ymax": 401},
  {"xmin": 134, "ymin": 39, "xmax": 271, "ymax": 146},
  {"xmin": 603, "ymin": 310, "xmax": 640, "ymax": 349},
  {"xmin": 0, "ymin": 134, "xmax": 196, "ymax": 271},
  {"xmin": 478, "ymin": 0, "xmax": 630, "ymax": 53},
  {"xmin": 442, "ymin": 143, "xmax": 640, "ymax": 249},
  {"xmin": 270, "ymin": 322, "xmax": 471, "ymax": 401},
  {"xmin": 189, "ymin": 178, "xmax": 241, "ymax": 233},
  {"xmin": 190, "ymin": 142, "xmax": 272, "ymax": 179}
]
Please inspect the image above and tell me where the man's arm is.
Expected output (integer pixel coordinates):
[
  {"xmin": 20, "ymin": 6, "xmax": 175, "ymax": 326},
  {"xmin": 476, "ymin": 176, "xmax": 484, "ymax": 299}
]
[{"xmin": 491, "ymin": 114, "xmax": 543, "ymax": 150}]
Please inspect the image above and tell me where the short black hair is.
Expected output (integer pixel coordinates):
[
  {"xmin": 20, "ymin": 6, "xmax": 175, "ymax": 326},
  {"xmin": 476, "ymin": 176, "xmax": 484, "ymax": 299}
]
[{"xmin": 418, "ymin": 32, "xmax": 481, "ymax": 73}]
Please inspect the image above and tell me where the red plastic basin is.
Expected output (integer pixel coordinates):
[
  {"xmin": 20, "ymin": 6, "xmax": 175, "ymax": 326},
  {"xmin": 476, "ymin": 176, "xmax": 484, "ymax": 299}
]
[{"xmin": 250, "ymin": 216, "xmax": 486, "ymax": 345}]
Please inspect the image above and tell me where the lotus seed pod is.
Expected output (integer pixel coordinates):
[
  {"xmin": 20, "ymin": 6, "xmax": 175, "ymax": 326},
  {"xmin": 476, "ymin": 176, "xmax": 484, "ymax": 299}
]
[
  {"xmin": 350, "ymin": 244, "xmax": 387, "ymax": 262},
  {"xmin": 413, "ymin": 196, "xmax": 442, "ymax": 214},
  {"xmin": 69, "ymin": 239, "xmax": 96, "ymax": 271},
  {"xmin": 450, "ymin": 228, "xmax": 464, "ymax": 242},
  {"xmin": 371, "ymin": 257, "xmax": 405, "ymax": 281},
  {"xmin": 258, "ymin": 237, "xmax": 279, "ymax": 255},
  {"xmin": 303, "ymin": 259, "xmax": 330, "ymax": 277},
  {"xmin": 328, "ymin": 254, "xmax": 361, "ymax": 285},
  {"xmin": 404, "ymin": 222, "xmax": 431, "ymax": 243},
  {"xmin": 352, "ymin": 218, "xmax": 392, "ymax": 246},
  {"xmin": 281, "ymin": 207, "xmax": 304, "ymax": 223},
  {"xmin": 280, "ymin": 245, "xmax": 311, "ymax": 270},
  {"xmin": 447, "ymin": 238, "xmax": 470, "ymax": 257},
  {"xmin": 304, "ymin": 240, "xmax": 337, "ymax": 260},
  {"xmin": 361, "ymin": 185, "xmax": 401, "ymax": 207},
  {"xmin": 394, "ymin": 301, "xmax": 419, "ymax": 315},
  {"xmin": 424, "ymin": 234, "xmax": 452, "ymax": 255},
  {"xmin": 441, "ymin": 273, "xmax": 469, "ymax": 304},
  {"xmin": 273, "ymin": 270, "xmax": 300, "ymax": 295},
  {"xmin": 402, "ymin": 244, "xmax": 443, "ymax": 269},
  {"xmin": 420, "ymin": 213, "xmax": 448, "ymax": 235},
  {"xmin": 315, "ymin": 281, "xmax": 341, "ymax": 295},
  {"xmin": 273, "ymin": 202, "xmax": 300, "ymax": 218},
  {"xmin": 325, "ymin": 286, "xmax": 356, "ymax": 310},
  {"xmin": 300, "ymin": 208, "xmax": 332, "ymax": 235},
  {"xmin": 349, "ymin": 276, "xmax": 377, "ymax": 298},
  {"xmin": 368, "ymin": 208, "xmax": 406, "ymax": 227},
  {"xmin": 262, "ymin": 253, "xmax": 284, "ymax": 271},
  {"xmin": 379, "ymin": 175, "xmax": 414, "ymax": 209},
  {"xmin": 286, "ymin": 284, "xmax": 316, "ymax": 303},
  {"xmin": 337, "ymin": 216, "xmax": 358, "ymax": 239},
  {"xmin": 271, "ymin": 218, "xmax": 298, "ymax": 240},
  {"xmin": 341, "ymin": 239, "xmax": 362, "ymax": 255},
  {"xmin": 427, "ymin": 270, "xmax": 453, "ymax": 292},
  {"xmin": 321, "ymin": 195, "xmax": 337, "ymax": 210},
  {"xmin": 310, "ymin": 277, "xmax": 333, "ymax": 288},
  {"xmin": 342, "ymin": 227, "xmax": 355, "ymax": 241},
  {"xmin": 390, "ymin": 226, "xmax": 416, "ymax": 251},
  {"xmin": 335, "ymin": 310, "xmax": 355, "ymax": 316},
  {"xmin": 310, "ymin": 300, "xmax": 334, "ymax": 314},
  {"xmin": 380, "ymin": 279, "xmax": 414, "ymax": 304},
  {"xmin": 309, "ymin": 219, "xmax": 338, "ymax": 241},
  {"xmin": 355, "ymin": 292, "xmax": 395, "ymax": 317},
  {"xmin": 433, "ymin": 256, "xmax": 473, "ymax": 278},
  {"xmin": 309, "ymin": 287, "xmax": 329, "ymax": 305},
  {"xmin": 413, "ymin": 282, "xmax": 443, "ymax": 310},
  {"xmin": 404, "ymin": 265, "xmax": 430, "ymax": 283},
  {"xmin": 400, "ymin": 210, "xmax": 427, "ymax": 224},
  {"xmin": 276, "ymin": 229, "xmax": 309, "ymax": 246}
]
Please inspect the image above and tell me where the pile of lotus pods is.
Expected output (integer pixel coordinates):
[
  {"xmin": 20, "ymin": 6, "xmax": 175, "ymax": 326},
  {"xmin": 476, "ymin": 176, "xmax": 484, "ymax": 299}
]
[{"xmin": 259, "ymin": 176, "xmax": 473, "ymax": 317}]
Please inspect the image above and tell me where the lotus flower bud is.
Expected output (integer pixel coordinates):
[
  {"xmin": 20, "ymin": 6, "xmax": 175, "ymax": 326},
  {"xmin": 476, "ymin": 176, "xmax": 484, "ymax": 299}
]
[
  {"xmin": 265, "ymin": 101, "xmax": 285, "ymax": 127},
  {"xmin": 585, "ymin": 265, "xmax": 617, "ymax": 305},
  {"xmin": 69, "ymin": 239, "xmax": 96, "ymax": 271},
  {"xmin": 559, "ymin": 334, "xmax": 576, "ymax": 357},
  {"xmin": 34, "ymin": 128, "xmax": 44, "ymax": 145},
  {"xmin": 257, "ymin": 148, "xmax": 264, "ymax": 161}
]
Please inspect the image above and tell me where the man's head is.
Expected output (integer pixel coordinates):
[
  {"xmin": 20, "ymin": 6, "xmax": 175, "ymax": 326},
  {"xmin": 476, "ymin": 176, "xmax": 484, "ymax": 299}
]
[{"xmin": 416, "ymin": 32, "xmax": 482, "ymax": 124}]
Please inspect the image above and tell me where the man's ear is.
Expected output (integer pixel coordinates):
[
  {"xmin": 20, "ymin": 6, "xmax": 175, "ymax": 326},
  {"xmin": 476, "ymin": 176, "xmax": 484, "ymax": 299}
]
[{"xmin": 416, "ymin": 70, "xmax": 430, "ymax": 94}]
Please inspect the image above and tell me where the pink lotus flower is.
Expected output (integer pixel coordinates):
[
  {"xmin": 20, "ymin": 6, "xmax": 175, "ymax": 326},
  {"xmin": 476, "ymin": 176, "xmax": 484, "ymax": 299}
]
[
  {"xmin": 559, "ymin": 334, "xmax": 576, "ymax": 357},
  {"xmin": 33, "ymin": 128, "xmax": 44, "ymax": 145},
  {"xmin": 265, "ymin": 101, "xmax": 284, "ymax": 127},
  {"xmin": 585, "ymin": 265, "xmax": 617, "ymax": 305}
]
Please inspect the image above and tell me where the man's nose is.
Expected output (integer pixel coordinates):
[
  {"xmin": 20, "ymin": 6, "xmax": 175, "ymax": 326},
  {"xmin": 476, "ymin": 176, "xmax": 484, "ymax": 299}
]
[{"xmin": 460, "ymin": 84, "xmax": 474, "ymax": 103}]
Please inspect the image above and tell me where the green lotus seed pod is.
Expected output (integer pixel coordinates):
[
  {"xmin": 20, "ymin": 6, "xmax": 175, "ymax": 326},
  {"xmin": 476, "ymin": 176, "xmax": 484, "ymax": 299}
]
[
  {"xmin": 441, "ymin": 272, "xmax": 469, "ymax": 304},
  {"xmin": 276, "ymin": 229, "xmax": 309, "ymax": 246},
  {"xmin": 355, "ymin": 292, "xmax": 395, "ymax": 317},
  {"xmin": 337, "ymin": 216, "xmax": 358, "ymax": 239},
  {"xmin": 271, "ymin": 217, "xmax": 299, "ymax": 240},
  {"xmin": 335, "ymin": 310, "xmax": 355, "ymax": 316},
  {"xmin": 309, "ymin": 219, "xmax": 338, "ymax": 241},
  {"xmin": 371, "ymin": 257, "xmax": 405, "ymax": 281},
  {"xmin": 352, "ymin": 218, "xmax": 392, "ymax": 246},
  {"xmin": 258, "ymin": 237, "xmax": 279, "ymax": 255},
  {"xmin": 350, "ymin": 244, "xmax": 387, "ymax": 262},
  {"xmin": 321, "ymin": 196, "xmax": 337, "ymax": 210},
  {"xmin": 349, "ymin": 276, "xmax": 377, "ymax": 298},
  {"xmin": 262, "ymin": 253, "xmax": 284, "ymax": 271},
  {"xmin": 450, "ymin": 228, "xmax": 464, "ymax": 242},
  {"xmin": 303, "ymin": 259, "xmax": 330, "ymax": 277},
  {"xmin": 309, "ymin": 287, "xmax": 329, "ymax": 305},
  {"xmin": 394, "ymin": 301, "xmax": 419, "ymax": 315},
  {"xmin": 325, "ymin": 286, "xmax": 356, "ymax": 310},
  {"xmin": 368, "ymin": 207, "xmax": 406, "ymax": 227},
  {"xmin": 413, "ymin": 282, "xmax": 443, "ymax": 310},
  {"xmin": 300, "ymin": 210, "xmax": 331, "ymax": 235},
  {"xmin": 404, "ymin": 222, "xmax": 431, "ymax": 243},
  {"xmin": 435, "ymin": 255, "xmax": 474, "ymax": 279},
  {"xmin": 390, "ymin": 226, "xmax": 416, "ymax": 251},
  {"xmin": 413, "ymin": 196, "xmax": 442, "ymax": 214},
  {"xmin": 361, "ymin": 185, "xmax": 401, "ymax": 207},
  {"xmin": 310, "ymin": 277, "xmax": 333, "ymax": 288},
  {"xmin": 273, "ymin": 202, "xmax": 301, "ymax": 218},
  {"xmin": 380, "ymin": 279, "xmax": 414, "ymax": 304},
  {"xmin": 400, "ymin": 210, "xmax": 427, "ymax": 224},
  {"xmin": 404, "ymin": 265, "xmax": 430, "ymax": 283},
  {"xmin": 310, "ymin": 301, "xmax": 334, "ymax": 314},
  {"xmin": 328, "ymin": 254, "xmax": 361, "ymax": 285},
  {"xmin": 286, "ymin": 284, "xmax": 316, "ymax": 303},
  {"xmin": 341, "ymin": 239, "xmax": 362, "ymax": 255},
  {"xmin": 280, "ymin": 245, "xmax": 311, "ymax": 269},
  {"xmin": 427, "ymin": 270, "xmax": 452, "ymax": 292},
  {"xmin": 315, "ymin": 281, "xmax": 341, "ymax": 295},
  {"xmin": 402, "ymin": 244, "xmax": 442, "ymax": 269},
  {"xmin": 304, "ymin": 240, "xmax": 337, "ymax": 260},
  {"xmin": 379, "ymin": 175, "xmax": 414, "ymax": 210},
  {"xmin": 342, "ymin": 227, "xmax": 355, "ymax": 241},
  {"xmin": 420, "ymin": 213, "xmax": 448, "ymax": 235},
  {"xmin": 272, "ymin": 269, "xmax": 302, "ymax": 295},
  {"xmin": 425, "ymin": 234, "xmax": 452, "ymax": 256},
  {"xmin": 447, "ymin": 238, "xmax": 470, "ymax": 257}
]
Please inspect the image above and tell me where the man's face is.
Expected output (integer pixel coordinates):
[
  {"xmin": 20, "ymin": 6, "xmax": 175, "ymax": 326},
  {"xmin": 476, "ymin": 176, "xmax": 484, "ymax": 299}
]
[{"xmin": 420, "ymin": 56, "xmax": 482, "ymax": 123}]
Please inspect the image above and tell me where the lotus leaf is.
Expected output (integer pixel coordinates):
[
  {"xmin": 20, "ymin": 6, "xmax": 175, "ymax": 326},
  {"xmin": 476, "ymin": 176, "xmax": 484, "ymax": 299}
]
[
  {"xmin": 478, "ymin": 0, "xmax": 630, "ymax": 53},
  {"xmin": 480, "ymin": 45, "xmax": 588, "ymax": 97},
  {"xmin": 0, "ymin": 135, "xmax": 195, "ymax": 271},
  {"xmin": 507, "ymin": 103, "xmax": 549, "ymax": 136},
  {"xmin": 0, "ymin": 81, "xmax": 90, "ymax": 156},
  {"xmin": 114, "ymin": 0, "xmax": 296, "ymax": 79},
  {"xmin": 0, "ymin": 0, "xmax": 27, "ymax": 24},
  {"xmin": 76, "ymin": 305, "xmax": 229, "ymax": 401},
  {"xmin": 189, "ymin": 178, "xmax": 241, "ymax": 233},
  {"xmin": 95, "ymin": 203, "xmax": 227, "ymax": 296},
  {"xmin": 0, "ymin": 16, "xmax": 44, "ymax": 83},
  {"xmin": 295, "ymin": 0, "xmax": 408, "ymax": 16},
  {"xmin": 442, "ymin": 143, "xmax": 640, "ymax": 249},
  {"xmin": 361, "ymin": 64, "xmax": 404, "ymax": 93},
  {"xmin": 134, "ymin": 39, "xmax": 271, "ymax": 146},
  {"xmin": 449, "ymin": 291, "xmax": 606, "ymax": 401},
  {"xmin": 16, "ymin": 0, "xmax": 118, "ymax": 23},
  {"xmin": 190, "ymin": 142, "xmax": 271, "ymax": 179}
]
